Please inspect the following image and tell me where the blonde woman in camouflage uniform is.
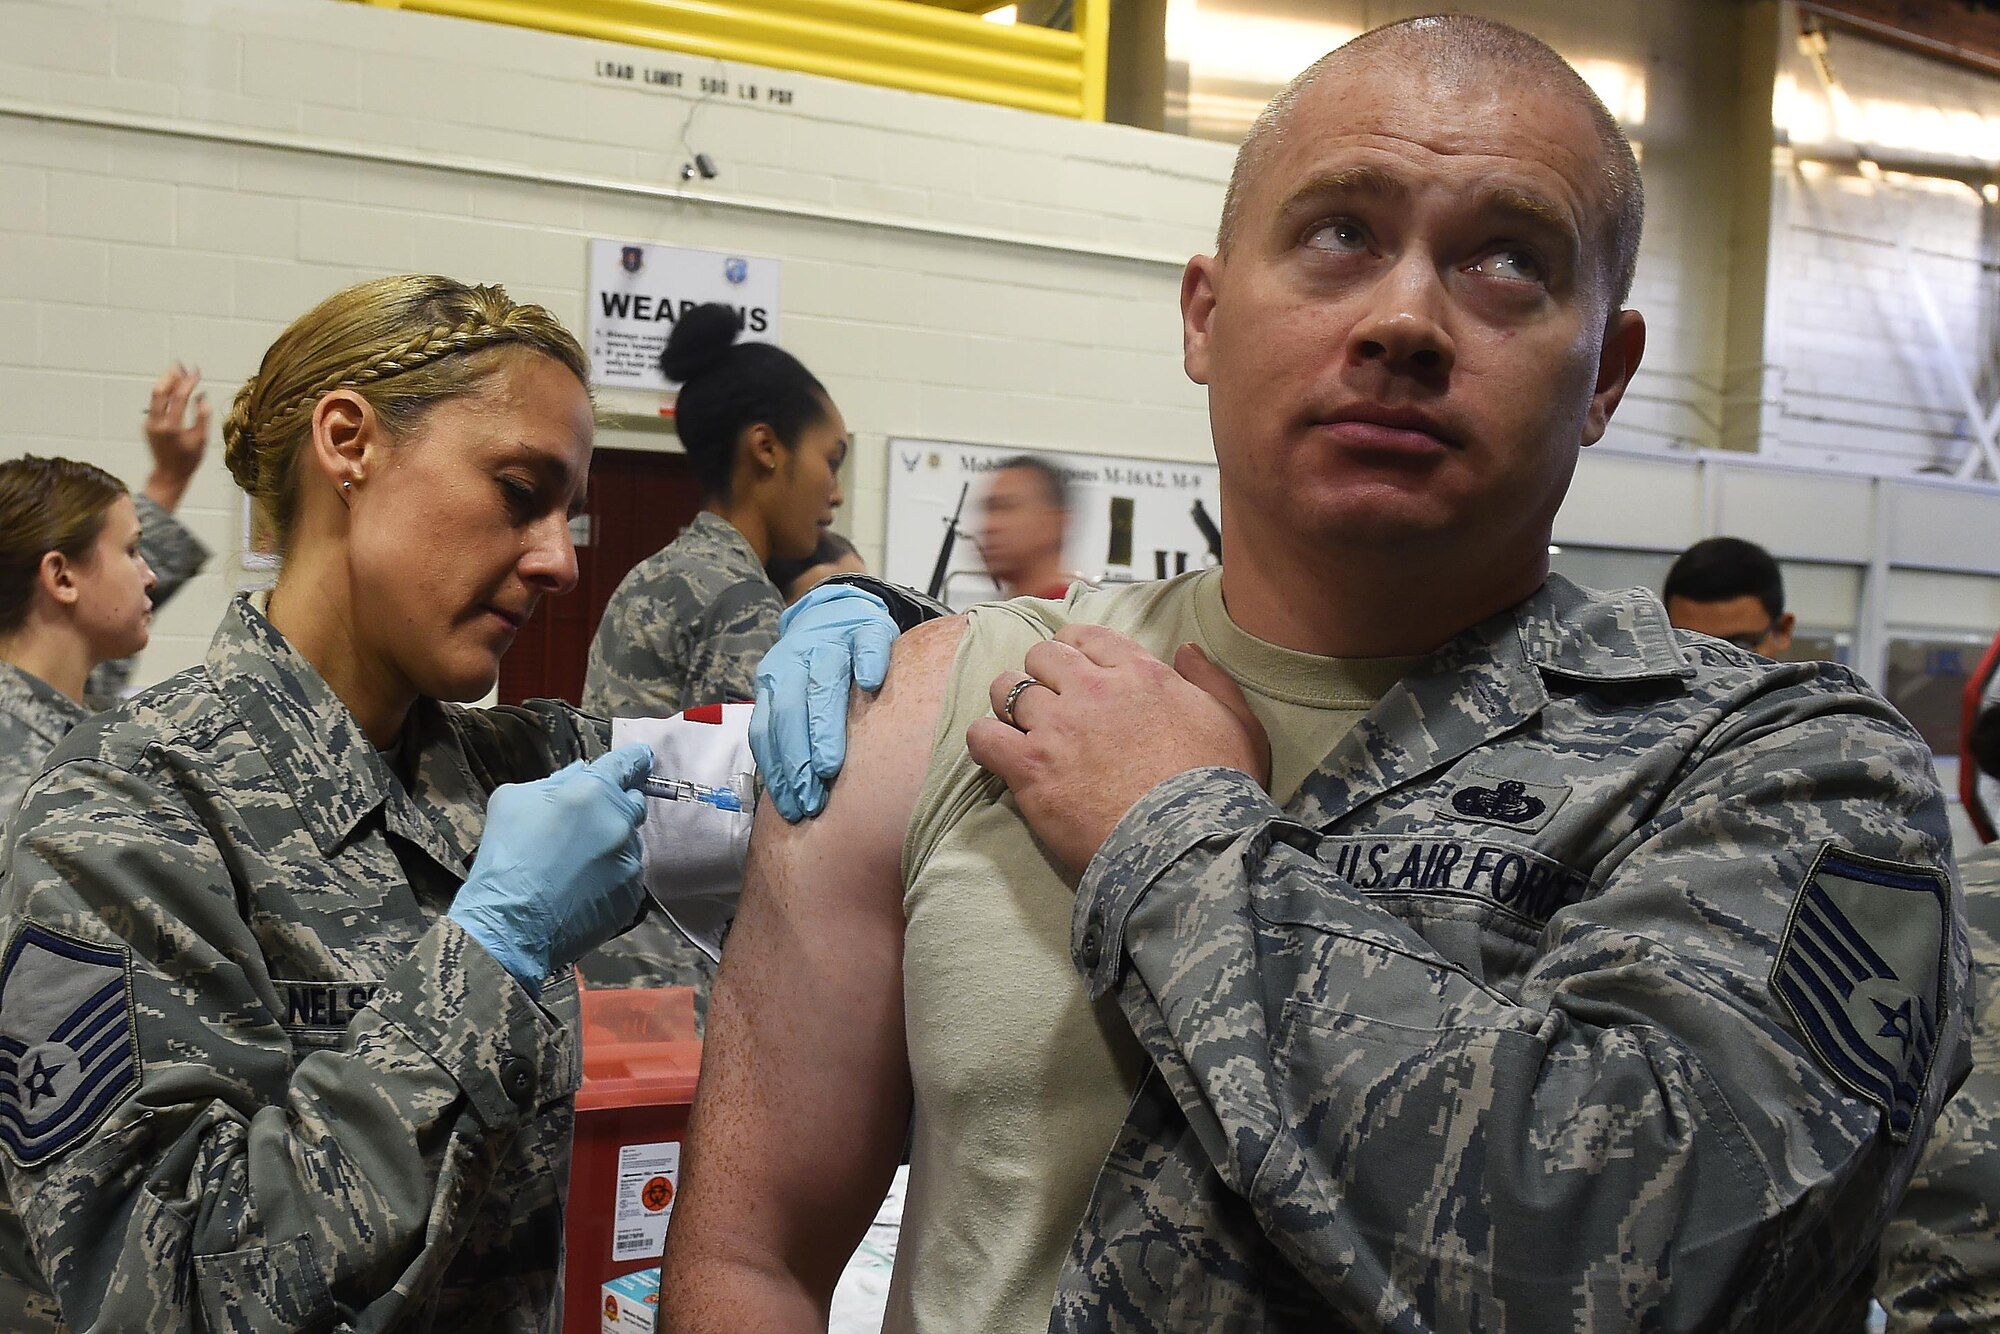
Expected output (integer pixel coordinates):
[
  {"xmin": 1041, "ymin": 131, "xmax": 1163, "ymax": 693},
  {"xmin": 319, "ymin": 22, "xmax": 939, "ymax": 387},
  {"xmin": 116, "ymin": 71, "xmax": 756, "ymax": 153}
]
[
  {"xmin": 0, "ymin": 277, "xmax": 895, "ymax": 1333},
  {"xmin": 581, "ymin": 303, "xmax": 849, "ymax": 999},
  {"xmin": 0, "ymin": 273, "xmax": 867, "ymax": 1333}
]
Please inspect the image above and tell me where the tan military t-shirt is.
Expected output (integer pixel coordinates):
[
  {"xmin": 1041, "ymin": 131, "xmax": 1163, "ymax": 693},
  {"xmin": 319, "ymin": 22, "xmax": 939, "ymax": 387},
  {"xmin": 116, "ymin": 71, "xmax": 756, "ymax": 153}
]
[{"xmin": 891, "ymin": 568, "xmax": 1412, "ymax": 1334}]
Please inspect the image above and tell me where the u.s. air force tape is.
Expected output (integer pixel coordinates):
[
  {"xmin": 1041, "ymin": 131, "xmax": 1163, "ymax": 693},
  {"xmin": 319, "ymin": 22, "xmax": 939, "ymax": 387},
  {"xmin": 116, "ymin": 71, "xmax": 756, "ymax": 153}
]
[
  {"xmin": 0, "ymin": 923, "xmax": 141, "ymax": 1166},
  {"xmin": 1772, "ymin": 844, "xmax": 1951, "ymax": 1143}
]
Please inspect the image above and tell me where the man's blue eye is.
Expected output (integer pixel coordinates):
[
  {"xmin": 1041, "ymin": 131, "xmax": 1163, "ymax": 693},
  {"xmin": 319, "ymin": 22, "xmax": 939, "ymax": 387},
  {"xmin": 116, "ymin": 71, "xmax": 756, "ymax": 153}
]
[
  {"xmin": 1477, "ymin": 248, "xmax": 1543, "ymax": 282},
  {"xmin": 1307, "ymin": 221, "xmax": 1369, "ymax": 252}
]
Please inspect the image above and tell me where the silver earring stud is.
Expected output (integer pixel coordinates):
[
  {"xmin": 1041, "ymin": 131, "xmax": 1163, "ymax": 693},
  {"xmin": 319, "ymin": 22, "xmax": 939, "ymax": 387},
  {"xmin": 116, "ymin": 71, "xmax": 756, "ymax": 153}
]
[{"xmin": 342, "ymin": 480, "xmax": 354, "ymax": 493}]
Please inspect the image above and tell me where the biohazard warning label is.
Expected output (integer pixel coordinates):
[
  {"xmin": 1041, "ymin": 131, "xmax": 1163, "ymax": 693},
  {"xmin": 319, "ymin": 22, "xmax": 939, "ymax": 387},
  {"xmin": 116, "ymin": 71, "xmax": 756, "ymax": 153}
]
[{"xmin": 612, "ymin": 1140, "xmax": 681, "ymax": 1262}]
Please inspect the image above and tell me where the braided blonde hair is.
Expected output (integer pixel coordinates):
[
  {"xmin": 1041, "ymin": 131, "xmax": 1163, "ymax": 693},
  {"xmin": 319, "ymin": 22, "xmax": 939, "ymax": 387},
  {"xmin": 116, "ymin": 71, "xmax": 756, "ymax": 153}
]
[{"xmin": 223, "ymin": 276, "xmax": 590, "ymax": 551}]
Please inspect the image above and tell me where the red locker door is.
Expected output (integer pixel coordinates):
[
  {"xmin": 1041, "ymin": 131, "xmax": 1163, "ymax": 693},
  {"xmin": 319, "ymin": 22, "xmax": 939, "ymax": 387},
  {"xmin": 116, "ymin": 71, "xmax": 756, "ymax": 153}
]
[{"xmin": 498, "ymin": 447, "xmax": 703, "ymax": 707}]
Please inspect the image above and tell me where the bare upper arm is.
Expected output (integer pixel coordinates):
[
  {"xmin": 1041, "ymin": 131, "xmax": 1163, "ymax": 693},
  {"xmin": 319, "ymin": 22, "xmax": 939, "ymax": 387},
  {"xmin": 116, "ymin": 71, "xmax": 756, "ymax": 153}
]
[{"xmin": 663, "ymin": 616, "xmax": 967, "ymax": 1316}]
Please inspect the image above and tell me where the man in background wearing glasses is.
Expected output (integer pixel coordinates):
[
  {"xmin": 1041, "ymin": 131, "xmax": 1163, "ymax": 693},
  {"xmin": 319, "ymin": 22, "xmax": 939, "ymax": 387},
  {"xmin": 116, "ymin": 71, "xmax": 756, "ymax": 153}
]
[{"xmin": 1664, "ymin": 535, "xmax": 1795, "ymax": 656}]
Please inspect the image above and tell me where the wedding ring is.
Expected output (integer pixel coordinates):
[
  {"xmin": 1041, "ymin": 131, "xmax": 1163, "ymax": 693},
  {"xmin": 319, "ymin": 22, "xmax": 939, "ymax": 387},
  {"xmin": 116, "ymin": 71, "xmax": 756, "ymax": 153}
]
[{"xmin": 1001, "ymin": 676, "xmax": 1043, "ymax": 729}]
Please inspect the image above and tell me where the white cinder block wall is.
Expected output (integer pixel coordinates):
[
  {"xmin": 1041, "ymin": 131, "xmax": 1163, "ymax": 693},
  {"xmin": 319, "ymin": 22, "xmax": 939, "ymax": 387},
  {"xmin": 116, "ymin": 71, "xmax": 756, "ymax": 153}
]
[
  {"xmin": 0, "ymin": 0, "xmax": 1759, "ymax": 686},
  {"xmin": 3, "ymin": 0, "xmax": 1999, "ymax": 693},
  {"xmin": 1, "ymin": 0, "xmax": 1238, "ymax": 683}
]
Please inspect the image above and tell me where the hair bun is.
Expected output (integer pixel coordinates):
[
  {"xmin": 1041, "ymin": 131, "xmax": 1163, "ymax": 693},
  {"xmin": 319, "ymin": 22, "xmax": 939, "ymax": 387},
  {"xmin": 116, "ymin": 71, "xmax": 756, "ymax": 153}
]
[
  {"xmin": 659, "ymin": 303, "xmax": 743, "ymax": 383},
  {"xmin": 221, "ymin": 382, "xmax": 263, "ymax": 494}
]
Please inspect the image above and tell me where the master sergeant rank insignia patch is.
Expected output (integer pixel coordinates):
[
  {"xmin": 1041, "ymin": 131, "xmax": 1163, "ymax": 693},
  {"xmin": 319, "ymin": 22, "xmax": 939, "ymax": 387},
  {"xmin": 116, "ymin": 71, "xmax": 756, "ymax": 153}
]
[
  {"xmin": 1772, "ymin": 845, "xmax": 1951, "ymax": 1143},
  {"xmin": 0, "ymin": 923, "xmax": 141, "ymax": 1166}
]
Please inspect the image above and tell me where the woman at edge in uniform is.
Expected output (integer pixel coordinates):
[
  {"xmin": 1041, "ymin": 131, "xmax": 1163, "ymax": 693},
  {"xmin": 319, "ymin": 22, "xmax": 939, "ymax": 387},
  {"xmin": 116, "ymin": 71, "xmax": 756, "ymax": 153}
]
[
  {"xmin": 0, "ymin": 368, "xmax": 215, "ymax": 816},
  {"xmin": 0, "ymin": 460, "xmax": 160, "ymax": 820},
  {"xmin": 0, "ymin": 275, "xmax": 890, "ymax": 1332},
  {"xmin": 578, "ymin": 304, "xmax": 850, "ymax": 998}
]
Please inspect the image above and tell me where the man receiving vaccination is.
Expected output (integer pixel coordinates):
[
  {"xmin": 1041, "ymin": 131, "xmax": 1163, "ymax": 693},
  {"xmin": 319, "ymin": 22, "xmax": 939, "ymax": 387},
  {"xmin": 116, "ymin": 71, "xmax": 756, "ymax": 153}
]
[{"xmin": 663, "ymin": 15, "xmax": 1970, "ymax": 1334}]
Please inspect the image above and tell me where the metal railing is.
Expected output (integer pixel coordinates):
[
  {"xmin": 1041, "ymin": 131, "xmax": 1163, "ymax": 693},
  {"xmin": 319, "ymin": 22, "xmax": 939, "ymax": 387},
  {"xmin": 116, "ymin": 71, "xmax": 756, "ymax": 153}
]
[{"xmin": 353, "ymin": 0, "xmax": 1108, "ymax": 119}]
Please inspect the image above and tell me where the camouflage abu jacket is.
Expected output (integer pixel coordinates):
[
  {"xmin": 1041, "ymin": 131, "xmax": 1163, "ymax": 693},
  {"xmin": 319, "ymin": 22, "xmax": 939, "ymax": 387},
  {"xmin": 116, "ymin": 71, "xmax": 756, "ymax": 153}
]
[
  {"xmin": 0, "ymin": 594, "xmax": 611, "ymax": 1333},
  {"xmin": 1, "ymin": 497, "xmax": 211, "ymax": 817},
  {"xmin": 1877, "ymin": 840, "xmax": 1999, "ymax": 1331},
  {"xmin": 1052, "ymin": 575, "xmax": 1970, "ymax": 1333},
  {"xmin": 582, "ymin": 510, "xmax": 782, "ymax": 719},
  {"xmin": 0, "ymin": 667, "xmax": 87, "ymax": 824},
  {"xmin": 579, "ymin": 511, "xmax": 781, "ymax": 1001}
]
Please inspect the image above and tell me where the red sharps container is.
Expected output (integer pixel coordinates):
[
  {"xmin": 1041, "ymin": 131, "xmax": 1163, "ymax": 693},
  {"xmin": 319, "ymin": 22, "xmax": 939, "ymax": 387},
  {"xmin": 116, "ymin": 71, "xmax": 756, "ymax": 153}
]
[{"xmin": 562, "ymin": 983, "xmax": 703, "ymax": 1334}]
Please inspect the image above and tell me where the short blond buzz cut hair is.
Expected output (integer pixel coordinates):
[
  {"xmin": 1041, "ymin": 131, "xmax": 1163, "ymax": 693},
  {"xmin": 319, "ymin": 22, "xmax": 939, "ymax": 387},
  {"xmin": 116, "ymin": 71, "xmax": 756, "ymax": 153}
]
[{"xmin": 1215, "ymin": 14, "xmax": 1645, "ymax": 307}]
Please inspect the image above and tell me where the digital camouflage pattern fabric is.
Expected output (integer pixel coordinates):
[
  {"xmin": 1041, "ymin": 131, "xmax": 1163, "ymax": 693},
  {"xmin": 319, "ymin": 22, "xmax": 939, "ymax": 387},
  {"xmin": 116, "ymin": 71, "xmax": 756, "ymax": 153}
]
[
  {"xmin": 579, "ymin": 511, "xmax": 779, "ymax": 1007},
  {"xmin": 0, "ymin": 667, "xmax": 87, "ymax": 824},
  {"xmin": 2, "ymin": 498, "xmax": 211, "ymax": 820},
  {"xmin": 584, "ymin": 574, "xmax": 953, "ymax": 1013},
  {"xmin": 1044, "ymin": 575, "xmax": 1968, "ymax": 1333},
  {"xmin": 82, "ymin": 494, "xmax": 211, "ymax": 711},
  {"xmin": 0, "ymin": 594, "xmax": 612, "ymax": 1332},
  {"xmin": 1878, "ymin": 841, "xmax": 2000, "ymax": 1331},
  {"xmin": 0, "ymin": 498, "xmax": 212, "ymax": 1330},
  {"xmin": 582, "ymin": 511, "xmax": 782, "ymax": 719}
]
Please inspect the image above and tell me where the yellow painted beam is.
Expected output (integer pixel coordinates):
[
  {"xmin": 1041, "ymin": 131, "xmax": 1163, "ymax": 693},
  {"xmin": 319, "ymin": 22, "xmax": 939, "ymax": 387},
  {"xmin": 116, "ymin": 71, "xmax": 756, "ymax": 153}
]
[
  {"xmin": 353, "ymin": 0, "xmax": 1108, "ymax": 120},
  {"xmin": 626, "ymin": 0, "xmax": 1083, "ymax": 85},
  {"xmin": 427, "ymin": 0, "xmax": 1082, "ymax": 112},
  {"xmin": 1075, "ymin": 0, "xmax": 1107, "ymax": 119},
  {"xmin": 586, "ymin": 0, "xmax": 1076, "ymax": 54}
]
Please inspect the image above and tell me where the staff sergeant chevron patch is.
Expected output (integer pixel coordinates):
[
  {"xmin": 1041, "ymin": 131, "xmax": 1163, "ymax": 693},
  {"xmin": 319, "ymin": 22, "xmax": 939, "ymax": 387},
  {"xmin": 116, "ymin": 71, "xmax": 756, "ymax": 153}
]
[
  {"xmin": 0, "ymin": 923, "xmax": 140, "ymax": 1166},
  {"xmin": 1772, "ymin": 845, "xmax": 1951, "ymax": 1143}
]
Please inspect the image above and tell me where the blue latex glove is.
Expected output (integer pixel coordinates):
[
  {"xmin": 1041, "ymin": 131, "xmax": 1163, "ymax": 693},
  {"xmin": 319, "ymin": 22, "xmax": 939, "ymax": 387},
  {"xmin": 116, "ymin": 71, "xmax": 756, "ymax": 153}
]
[
  {"xmin": 750, "ymin": 583, "xmax": 899, "ymax": 822},
  {"xmin": 450, "ymin": 743, "xmax": 653, "ymax": 993}
]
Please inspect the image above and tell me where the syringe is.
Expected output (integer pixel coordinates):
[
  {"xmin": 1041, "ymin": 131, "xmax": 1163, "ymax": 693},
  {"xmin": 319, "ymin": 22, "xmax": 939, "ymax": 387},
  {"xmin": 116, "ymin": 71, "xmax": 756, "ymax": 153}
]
[{"xmin": 641, "ymin": 773, "xmax": 746, "ymax": 813}]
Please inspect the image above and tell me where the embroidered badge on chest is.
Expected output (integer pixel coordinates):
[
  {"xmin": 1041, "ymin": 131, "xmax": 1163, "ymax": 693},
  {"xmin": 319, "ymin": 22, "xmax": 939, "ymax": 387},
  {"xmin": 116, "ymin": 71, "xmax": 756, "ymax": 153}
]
[
  {"xmin": 1444, "ymin": 770, "xmax": 1571, "ymax": 833},
  {"xmin": 0, "ymin": 924, "xmax": 141, "ymax": 1165},
  {"xmin": 1772, "ymin": 845, "xmax": 1951, "ymax": 1142}
]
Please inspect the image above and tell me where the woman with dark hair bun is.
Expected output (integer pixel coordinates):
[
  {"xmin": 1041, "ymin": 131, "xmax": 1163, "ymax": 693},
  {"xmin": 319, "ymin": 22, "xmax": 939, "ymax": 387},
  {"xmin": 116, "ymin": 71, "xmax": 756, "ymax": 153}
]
[
  {"xmin": 581, "ymin": 305, "xmax": 850, "ymax": 998},
  {"xmin": 585, "ymin": 305, "xmax": 847, "ymax": 719}
]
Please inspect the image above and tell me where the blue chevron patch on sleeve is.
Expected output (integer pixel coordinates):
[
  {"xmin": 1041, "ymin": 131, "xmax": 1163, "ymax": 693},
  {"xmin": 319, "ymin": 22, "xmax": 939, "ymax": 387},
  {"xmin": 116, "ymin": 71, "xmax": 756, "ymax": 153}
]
[
  {"xmin": 0, "ymin": 924, "xmax": 140, "ymax": 1166},
  {"xmin": 1772, "ymin": 845, "xmax": 1950, "ymax": 1143}
]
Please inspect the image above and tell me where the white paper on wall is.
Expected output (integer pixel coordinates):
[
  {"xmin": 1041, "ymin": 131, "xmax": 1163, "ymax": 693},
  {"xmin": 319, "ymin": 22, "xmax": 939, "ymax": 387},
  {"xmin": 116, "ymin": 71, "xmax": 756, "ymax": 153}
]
[
  {"xmin": 585, "ymin": 238, "xmax": 781, "ymax": 391},
  {"xmin": 882, "ymin": 438, "xmax": 1223, "ymax": 610}
]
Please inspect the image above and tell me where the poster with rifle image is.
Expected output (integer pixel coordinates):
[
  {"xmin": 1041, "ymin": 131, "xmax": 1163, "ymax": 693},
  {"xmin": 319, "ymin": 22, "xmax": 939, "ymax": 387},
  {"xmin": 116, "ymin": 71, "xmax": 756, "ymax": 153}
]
[{"xmin": 882, "ymin": 439, "xmax": 1222, "ymax": 611}]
